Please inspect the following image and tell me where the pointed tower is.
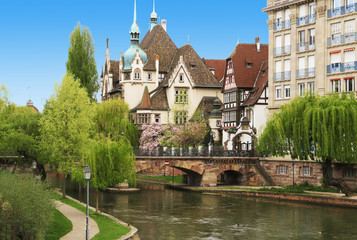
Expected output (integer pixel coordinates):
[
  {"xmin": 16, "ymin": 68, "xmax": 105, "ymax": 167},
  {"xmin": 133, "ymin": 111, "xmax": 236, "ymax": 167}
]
[
  {"xmin": 105, "ymin": 38, "xmax": 110, "ymax": 69},
  {"xmin": 123, "ymin": 0, "xmax": 148, "ymax": 70},
  {"xmin": 150, "ymin": 0, "xmax": 158, "ymax": 31}
]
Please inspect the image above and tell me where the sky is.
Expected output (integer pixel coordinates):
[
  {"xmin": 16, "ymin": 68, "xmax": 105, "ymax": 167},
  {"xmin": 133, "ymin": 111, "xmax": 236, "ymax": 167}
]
[{"xmin": 0, "ymin": 0, "xmax": 268, "ymax": 112}]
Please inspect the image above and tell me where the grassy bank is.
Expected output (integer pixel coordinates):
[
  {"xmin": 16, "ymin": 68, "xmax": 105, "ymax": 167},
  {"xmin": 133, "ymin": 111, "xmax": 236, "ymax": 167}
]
[
  {"xmin": 138, "ymin": 175, "xmax": 183, "ymax": 184},
  {"xmin": 52, "ymin": 193, "xmax": 130, "ymax": 240},
  {"xmin": 46, "ymin": 209, "xmax": 72, "ymax": 240}
]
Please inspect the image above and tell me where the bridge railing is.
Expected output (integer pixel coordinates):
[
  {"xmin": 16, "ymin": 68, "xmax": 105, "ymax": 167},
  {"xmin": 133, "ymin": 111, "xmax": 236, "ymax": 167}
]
[{"xmin": 134, "ymin": 145, "xmax": 255, "ymax": 158}]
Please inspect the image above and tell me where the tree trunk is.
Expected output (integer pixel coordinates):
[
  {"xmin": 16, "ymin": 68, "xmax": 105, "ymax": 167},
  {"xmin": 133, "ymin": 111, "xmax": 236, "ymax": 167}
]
[
  {"xmin": 37, "ymin": 164, "xmax": 47, "ymax": 181},
  {"xmin": 322, "ymin": 158, "xmax": 353, "ymax": 196},
  {"xmin": 96, "ymin": 190, "xmax": 99, "ymax": 214},
  {"xmin": 62, "ymin": 174, "xmax": 67, "ymax": 198}
]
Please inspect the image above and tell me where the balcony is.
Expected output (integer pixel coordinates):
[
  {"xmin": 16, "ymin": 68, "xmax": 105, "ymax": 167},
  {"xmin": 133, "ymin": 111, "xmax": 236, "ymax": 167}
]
[
  {"xmin": 274, "ymin": 71, "xmax": 291, "ymax": 81},
  {"xmin": 327, "ymin": 61, "xmax": 357, "ymax": 74},
  {"xmin": 327, "ymin": 4, "xmax": 357, "ymax": 18},
  {"xmin": 297, "ymin": 68, "xmax": 315, "ymax": 78},
  {"xmin": 297, "ymin": 14, "xmax": 316, "ymax": 26},
  {"xmin": 274, "ymin": 20, "xmax": 291, "ymax": 31},
  {"xmin": 297, "ymin": 41, "xmax": 315, "ymax": 52},
  {"xmin": 274, "ymin": 45, "xmax": 291, "ymax": 56},
  {"xmin": 327, "ymin": 32, "xmax": 357, "ymax": 46}
]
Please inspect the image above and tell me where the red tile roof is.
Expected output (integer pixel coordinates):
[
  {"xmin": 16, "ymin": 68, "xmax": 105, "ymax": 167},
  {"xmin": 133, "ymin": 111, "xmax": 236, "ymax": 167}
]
[
  {"xmin": 136, "ymin": 86, "xmax": 151, "ymax": 110},
  {"xmin": 242, "ymin": 61, "xmax": 268, "ymax": 106},
  {"xmin": 204, "ymin": 59, "xmax": 226, "ymax": 82}
]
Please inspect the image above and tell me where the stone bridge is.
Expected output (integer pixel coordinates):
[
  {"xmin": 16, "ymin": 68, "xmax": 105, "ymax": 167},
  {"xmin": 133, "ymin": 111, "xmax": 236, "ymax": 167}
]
[{"xmin": 136, "ymin": 156, "xmax": 273, "ymax": 187}]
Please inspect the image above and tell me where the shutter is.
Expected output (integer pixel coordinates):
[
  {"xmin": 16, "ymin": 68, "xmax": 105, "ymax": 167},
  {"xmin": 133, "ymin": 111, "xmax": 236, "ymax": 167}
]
[
  {"xmin": 299, "ymin": 57, "xmax": 305, "ymax": 69},
  {"xmin": 344, "ymin": 51, "xmax": 355, "ymax": 62},
  {"xmin": 333, "ymin": 0, "xmax": 341, "ymax": 8},
  {"xmin": 331, "ymin": 53, "xmax": 341, "ymax": 63},
  {"xmin": 308, "ymin": 56, "xmax": 315, "ymax": 68},
  {"xmin": 276, "ymin": 61, "xmax": 282, "ymax": 72},
  {"xmin": 277, "ymin": 11, "xmax": 282, "ymax": 20},
  {"xmin": 345, "ymin": 20, "xmax": 355, "ymax": 34},
  {"xmin": 299, "ymin": 5, "xmax": 306, "ymax": 17},
  {"xmin": 285, "ymin": 34, "xmax": 290, "ymax": 46},
  {"xmin": 276, "ymin": 36, "xmax": 282, "ymax": 48},
  {"xmin": 285, "ymin": 9, "xmax": 291, "ymax": 20},
  {"xmin": 309, "ymin": 3, "xmax": 315, "ymax": 15},
  {"xmin": 284, "ymin": 59, "xmax": 290, "ymax": 72},
  {"xmin": 331, "ymin": 23, "xmax": 341, "ymax": 35}
]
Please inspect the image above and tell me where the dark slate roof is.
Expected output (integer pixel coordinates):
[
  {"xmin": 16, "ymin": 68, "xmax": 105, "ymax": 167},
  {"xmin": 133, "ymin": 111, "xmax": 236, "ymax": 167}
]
[
  {"xmin": 162, "ymin": 44, "xmax": 222, "ymax": 88},
  {"xmin": 150, "ymin": 87, "xmax": 170, "ymax": 110},
  {"xmin": 204, "ymin": 59, "xmax": 226, "ymax": 82},
  {"xmin": 225, "ymin": 43, "xmax": 268, "ymax": 88},
  {"xmin": 139, "ymin": 25, "xmax": 177, "ymax": 72},
  {"xmin": 242, "ymin": 61, "xmax": 268, "ymax": 106},
  {"xmin": 195, "ymin": 97, "xmax": 222, "ymax": 120},
  {"xmin": 109, "ymin": 60, "xmax": 120, "ymax": 83}
]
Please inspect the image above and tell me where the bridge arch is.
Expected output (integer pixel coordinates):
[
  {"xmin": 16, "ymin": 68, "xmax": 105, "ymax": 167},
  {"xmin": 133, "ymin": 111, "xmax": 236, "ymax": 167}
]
[{"xmin": 174, "ymin": 167, "xmax": 203, "ymax": 186}]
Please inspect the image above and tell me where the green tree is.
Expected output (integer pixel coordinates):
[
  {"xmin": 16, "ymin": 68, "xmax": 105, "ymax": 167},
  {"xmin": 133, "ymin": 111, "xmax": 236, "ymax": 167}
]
[
  {"xmin": 257, "ymin": 93, "xmax": 357, "ymax": 196},
  {"xmin": 66, "ymin": 23, "xmax": 99, "ymax": 101},
  {"xmin": 40, "ymin": 73, "xmax": 94, "ymax": 197}
]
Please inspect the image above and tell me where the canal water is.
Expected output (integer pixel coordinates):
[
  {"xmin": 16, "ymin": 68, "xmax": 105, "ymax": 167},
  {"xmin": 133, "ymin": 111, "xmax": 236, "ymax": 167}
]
[{"xmin": 51, "ymin": 177, "xmax": 357, "ymax": 240}]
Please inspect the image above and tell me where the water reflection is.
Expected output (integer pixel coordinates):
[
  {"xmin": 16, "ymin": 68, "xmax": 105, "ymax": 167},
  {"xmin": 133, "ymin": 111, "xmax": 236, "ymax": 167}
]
[{"xmin": 49, "ymin": 176, "xmax": 357, "ymax": 240}]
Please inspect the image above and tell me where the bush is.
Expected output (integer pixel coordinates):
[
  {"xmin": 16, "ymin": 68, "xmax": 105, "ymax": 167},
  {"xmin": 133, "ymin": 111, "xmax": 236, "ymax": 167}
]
[{"xmin": 0, "ymin": 172, "xmax": 54, "ymax": 240}]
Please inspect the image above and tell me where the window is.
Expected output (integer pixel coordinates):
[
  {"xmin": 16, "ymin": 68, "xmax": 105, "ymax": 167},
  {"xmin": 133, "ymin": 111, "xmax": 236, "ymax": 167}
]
[
  {"xmin": 175, "ymin": 89, "xmax": 188, "ymax": 103},
  {"xmin": 330, "ymin": 52, "xmax": 341, "ymax": 72},
  {"xmin": 308, "ymin": 55, "xmax": 315, "ymax": 76},
  {"xmin": 230, "ymin": 111, "xmax": 236, "ymax": 122},
  {"xmin": 276, "ymin": 86, "xmax": 282, "ymax": 99},
  {"xmin": 148, "ymin": 73, "xmax": 152, "ymax": 81},
  {"xmin": 276, "ymin": 10, "xmax": 282, "ymax": 24},
  {"xmin": 134, "ymin": 69, "xmax": 141, "ymax": 80},
  {"xmin": 275, "ymin": 60, "xmax": 282, "ymax": 74},
  {"xmin": 308, "ymin": 82, "xmax": 314, "ymax": 93},
  {"xmin": 240, "ymin": 91, "xmax": 245, "ymax": 102},
  {"xmin": 137, "ymin": 114, "xmax": 150, "ymax": 124},
  {"xmin": 309, "ymin": 29, "xmax": 315, "ymax": 46},
  {"xmin": 179, "ymin": 74, "xmax": 184, "ymax": 83},
  {"xmin": 284, "ymin": 59, "xmax": 290, "ymax": 79},
  {"xmin": 276, "ymin": 165, "xmax": 289, "ymax": 175},
  {"xmin": 154, "ymin": 114, "xmax": 160, "ymax": 123},
  {"xmin": 298, "ymin": 30, "xmax": 305, "ymax": 45},
  {"xmin": 344, "ymin": 50, "xmax": 355, "ymax": 71},
  {"xmin": 332, "ymin": 0, "xmax": 341, "ymax": 8},
  {"xmin": 331, "ymin": 22, "xmax": 341, "ymax": 39},
  {"xmin": 175, "ymin": 111, "xmax": 187, "ymax": 124},
  {"xmin": 345, "ymin": 20, "xmax": 355, "ymax": 41},
  {"xmin": 230, "ymin": 91, "xmax": 236, "ymax": 102},
  {"xmin": 343, "ymin": 168, "xmax": 356, "ymax": 178},
  {"xmin": 285, "ymin": 85, "xmax": 290, "ymax": 98},
  {"xmin": 345, "ymin": 77, "xmax": 355, "ymax": 91},
  {"xmin": 224, "ymin": 93, "xmax": 230, "ymax": 104},
  {"xmin": 299, "ymin": 166, "xmax": 313, "ymax": 176},
  {"xmin": 299, "ymin": 83, "xmax": 305, "ymax": 96},
  {"xmin": 331, "ymin": 79, "xmax": 341, "ymax": 92}
]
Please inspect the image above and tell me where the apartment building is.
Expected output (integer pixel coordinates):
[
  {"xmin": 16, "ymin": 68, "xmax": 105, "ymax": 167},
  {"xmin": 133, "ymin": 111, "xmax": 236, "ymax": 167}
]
[{"xmin": 264, "ymin": 0, "xmax": 357, "ymax": 111}]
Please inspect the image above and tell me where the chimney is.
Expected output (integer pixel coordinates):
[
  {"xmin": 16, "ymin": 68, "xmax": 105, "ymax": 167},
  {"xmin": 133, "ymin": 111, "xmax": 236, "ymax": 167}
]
[
  {"xmin": 255, "ymin": 37, "xmax": 260, "ymax": 52},
  {"xmin": 155, "ymin": 54, "xmax": 160, "ymax": 87},
  {"xmin": 161, "ymin": 19, "xmax": 167, "ymax": 32}
]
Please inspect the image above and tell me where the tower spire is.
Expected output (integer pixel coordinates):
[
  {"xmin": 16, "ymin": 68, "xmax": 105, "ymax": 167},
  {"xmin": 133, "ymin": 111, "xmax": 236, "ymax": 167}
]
[
  {"xmin": 130, "ymin": 0, "xmax": 140, "ymax": 43},
  {"xmin": 150, "ymin": 0, "xmax": 158, "ymax": 31}
]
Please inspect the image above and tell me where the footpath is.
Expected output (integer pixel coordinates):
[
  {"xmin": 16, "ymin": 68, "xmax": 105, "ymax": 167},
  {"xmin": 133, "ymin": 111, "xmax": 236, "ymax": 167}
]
[{"xmin": 55, "ymin": 200, "xmax": 99, "ymax": 240}]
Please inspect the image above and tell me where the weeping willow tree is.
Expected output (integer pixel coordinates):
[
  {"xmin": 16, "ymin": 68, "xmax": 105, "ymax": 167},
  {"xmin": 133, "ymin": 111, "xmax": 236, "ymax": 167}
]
[
  {"xmin": 257, "ymin": 93, "xmax": 357, "ymax": 196},
  {"xmin": 95, "ymin": 98, "xmax": 139, "ymax": 148}
]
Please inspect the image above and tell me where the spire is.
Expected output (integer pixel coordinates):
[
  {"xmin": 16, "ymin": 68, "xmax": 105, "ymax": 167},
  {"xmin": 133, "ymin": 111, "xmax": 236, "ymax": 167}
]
[
  {"xmin": 150, "ymin": 0, "xmax": 158, "ymax": 31},
  {"xmin": 130, "ymin": 0, "xmax": 140, "ymax": 43}
]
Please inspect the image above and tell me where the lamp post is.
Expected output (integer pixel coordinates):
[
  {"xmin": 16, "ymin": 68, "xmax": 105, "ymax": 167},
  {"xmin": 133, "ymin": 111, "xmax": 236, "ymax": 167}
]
[
  {"xmin": 32, "ymin": 161, "xmax": 37, "ymax": 177},
  {"xmin": 84, "ymin": 165, "xmax": 91, "ymax": 240}
]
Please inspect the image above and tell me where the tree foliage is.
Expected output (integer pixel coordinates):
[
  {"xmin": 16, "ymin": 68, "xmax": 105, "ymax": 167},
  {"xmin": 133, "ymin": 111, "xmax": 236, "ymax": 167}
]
[
  {"xmin": 39, "ymin": 73, "xmax": 94, "ymax": 177},
  {"xmin": 66, "ymin": 23, "xmax": 99, "ymax": 101},
  {"xmin": 0, "ymin": 172, "xmax": 54, "ymax": 240}
]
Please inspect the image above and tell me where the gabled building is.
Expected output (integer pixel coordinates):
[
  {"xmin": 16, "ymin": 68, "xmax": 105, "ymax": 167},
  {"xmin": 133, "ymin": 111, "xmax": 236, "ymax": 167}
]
[{"xmin": 222, "ymin": 38, "xmax": 269, "ymax": 150}]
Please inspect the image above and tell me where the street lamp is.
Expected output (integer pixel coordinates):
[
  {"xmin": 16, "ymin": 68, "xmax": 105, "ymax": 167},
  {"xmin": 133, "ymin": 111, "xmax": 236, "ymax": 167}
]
[
  {"xmin": 32, "ymin": 161, "xmax": 37, "ymax": 177},
  {"xmin": 84, "ymin": 165, "xmax": 91, "ymax": 240}
]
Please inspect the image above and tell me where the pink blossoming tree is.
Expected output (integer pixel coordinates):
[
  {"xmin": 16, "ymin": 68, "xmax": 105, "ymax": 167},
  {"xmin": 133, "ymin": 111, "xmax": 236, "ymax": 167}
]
[{"xmin": 139, "ymin": 123, "xmax": 164, "ymax": 154}]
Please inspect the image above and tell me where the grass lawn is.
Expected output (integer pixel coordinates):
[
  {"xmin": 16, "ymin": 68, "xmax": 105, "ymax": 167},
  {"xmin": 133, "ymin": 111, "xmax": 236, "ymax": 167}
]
[
  {"xmin": 52, "ymin": 192, "xmax": 131, "ymax": 240},
  {"xmin": 138, "ymin": 175, "xmax": 183, "ymax": 184},
  {"xmin": 45, "ymin": 208, "xmax": 72, "ymax": 240}
]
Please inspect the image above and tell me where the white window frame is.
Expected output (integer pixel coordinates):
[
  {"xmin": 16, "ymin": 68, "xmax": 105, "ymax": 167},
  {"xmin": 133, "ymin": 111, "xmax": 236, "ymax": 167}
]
[
  {"xmin": 298, "ymin": 83, "xmax": 305, "ymax": 96},
  {"xmin": 276, "ymin": 86, "xmax": 282, "ymax": 99},
  {"xmin": 284, "ymin": 85, "xmax": 291, "ymax": 98}
]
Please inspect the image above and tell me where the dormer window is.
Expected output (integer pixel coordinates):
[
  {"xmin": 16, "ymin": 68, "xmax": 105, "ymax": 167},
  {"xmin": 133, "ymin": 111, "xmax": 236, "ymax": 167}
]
[
  {"xmin": 246, "ymin": 63, "xmax": 253, "ymax": 68},
  {"xmin": 134, "ymin": 69, "xmax": 141, "ymax": 80},
  {"xmin": 179, "ymin": 74, "xmax": 184, "ymax": 83},
  {"xmin": 190, "ymin": 64, "xmax": 196, "ymax": 69},
  {"xmin": 148, "ymin": 73, "xmax": 152, "ymax": 81}
]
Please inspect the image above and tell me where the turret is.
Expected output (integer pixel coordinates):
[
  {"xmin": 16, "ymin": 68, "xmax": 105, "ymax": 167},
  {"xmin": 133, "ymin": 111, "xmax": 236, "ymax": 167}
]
[{"xmin": 150, "ymin": 0, "xmax": 158, "ymax": 31}]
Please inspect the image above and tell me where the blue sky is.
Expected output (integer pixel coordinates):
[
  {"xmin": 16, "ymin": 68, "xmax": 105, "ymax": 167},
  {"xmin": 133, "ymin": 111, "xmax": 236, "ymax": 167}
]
[{"xmin": 0, "ymin": 0, "xmax": 268, "ymax": 111}]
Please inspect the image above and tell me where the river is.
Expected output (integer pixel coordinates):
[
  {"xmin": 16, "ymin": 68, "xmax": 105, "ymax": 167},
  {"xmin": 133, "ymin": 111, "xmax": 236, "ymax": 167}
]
[{"xmin": 51, "ymin": 176, "xmax": 357, "ymax": 240}]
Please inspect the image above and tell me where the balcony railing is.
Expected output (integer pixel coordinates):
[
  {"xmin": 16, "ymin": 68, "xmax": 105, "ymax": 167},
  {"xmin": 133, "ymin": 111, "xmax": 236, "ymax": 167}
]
[
  {"xmin": 297, "ymin": 14, "xmax": 316, "ymax": 25},
  {"xmin": 327, "ymin": 61, "xmax": 357, "ymax": 73},
  {"xmin": 327, "ymin": 4, "xmax": 357, "ymax": 18},
  {"xmin": 327, "ymin": 32, "xmax": 357, "ymax": 46},
  {"xmin": 134, "ymin": 145, "xmax": 255, "ymax": 158},
  {"xmin": 274, "ymin": 45, "xmax": 291, "ymax": 56},
  {"xmin": 297, "ymin": 41, "xmax": 315, "ymax": 52},
  {"xmin": 274, "ymin": 71, "xmax": 291, "ymax": 81},
  {"xmin": 297, "ymin": 68, "xmax": 315, "ymax": 78},
  {"xmin": 274, "ymin": 20, "xmax": 291, "ymax": 31}
]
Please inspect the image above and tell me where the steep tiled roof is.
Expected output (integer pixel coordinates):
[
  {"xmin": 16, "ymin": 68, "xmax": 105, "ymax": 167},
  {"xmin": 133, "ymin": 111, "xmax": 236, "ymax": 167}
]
[
  {"xmin": 162, "ymin": 44, "xmax": 222, "ymax": 88},
  {"xmin": 226, "ymin": 43, "xmax": 268, "ymax": 88},
  {"xmin": 109, "ymin": 60, "xmax": 120, "ymax": 83},
  {"xmin": 195, "ymin": 97, "xmax": 222, "ymax": 120},
  {"xmin": 139, "ymin": 25, "xmax": 177, "ymax": 72},
  {"xmin": 242, "ymin": 61, "xmax": 268, "ymax": 106},
  {"xmin": 150, "ymin": 87, "xmax": 169, "ymax": 110},
  {"xmin": 135, "ymin": 86, "xmax": 151, "ymax": 110},
  {"xmin": 204, "ymin": 59, "xmax": 226, "ymax": 82}
]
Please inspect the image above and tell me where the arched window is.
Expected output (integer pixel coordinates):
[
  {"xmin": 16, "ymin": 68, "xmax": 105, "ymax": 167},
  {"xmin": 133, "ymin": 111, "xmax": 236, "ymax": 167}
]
[{"xmin": 134, "ymin": 69, "xmax": 141, "ymax": 80}]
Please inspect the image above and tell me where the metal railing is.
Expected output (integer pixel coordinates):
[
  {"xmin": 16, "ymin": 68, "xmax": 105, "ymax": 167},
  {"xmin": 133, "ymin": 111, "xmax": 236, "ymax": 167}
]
[
  {"xmin": 327, "ymin": 33, "xmax": 357, "ymax": 46},
  {"xmin": 274, "ymin": 71, "xmax": 291, "ymax": 81},
  {"xmin": 274, "ymin": 20, "xmax": 291, "ymax": 31},
  {"xmin": 327, "ymin": 61, "xmax": 357, "ymax": 73},
  {"xmin": 134, "ymin": 145, "xmax": 255, "ymax": 158},
  {"xmin": 327, "ymin": 4, "xmax": 357, "ymax": 18},
  {"xmin": 297, "ymin": 68, "xmax": 315, "ymax": 78},
  {"xmin": 274, "ymin": 45, "xmax": 291, "ymax": 56},
  {"xmin": 297, "ymin": 14, "xmax": 315, "ymax": 25},
  {"xmin": 297, "ymin": 42, "xmax": 315, "ymax": 52}
]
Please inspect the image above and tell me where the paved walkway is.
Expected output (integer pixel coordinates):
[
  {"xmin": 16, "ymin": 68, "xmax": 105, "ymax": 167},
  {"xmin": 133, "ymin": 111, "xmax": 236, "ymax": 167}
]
[{"xmin": 55, "ymin": 200, "xmax": 99, "ymax": 240}]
